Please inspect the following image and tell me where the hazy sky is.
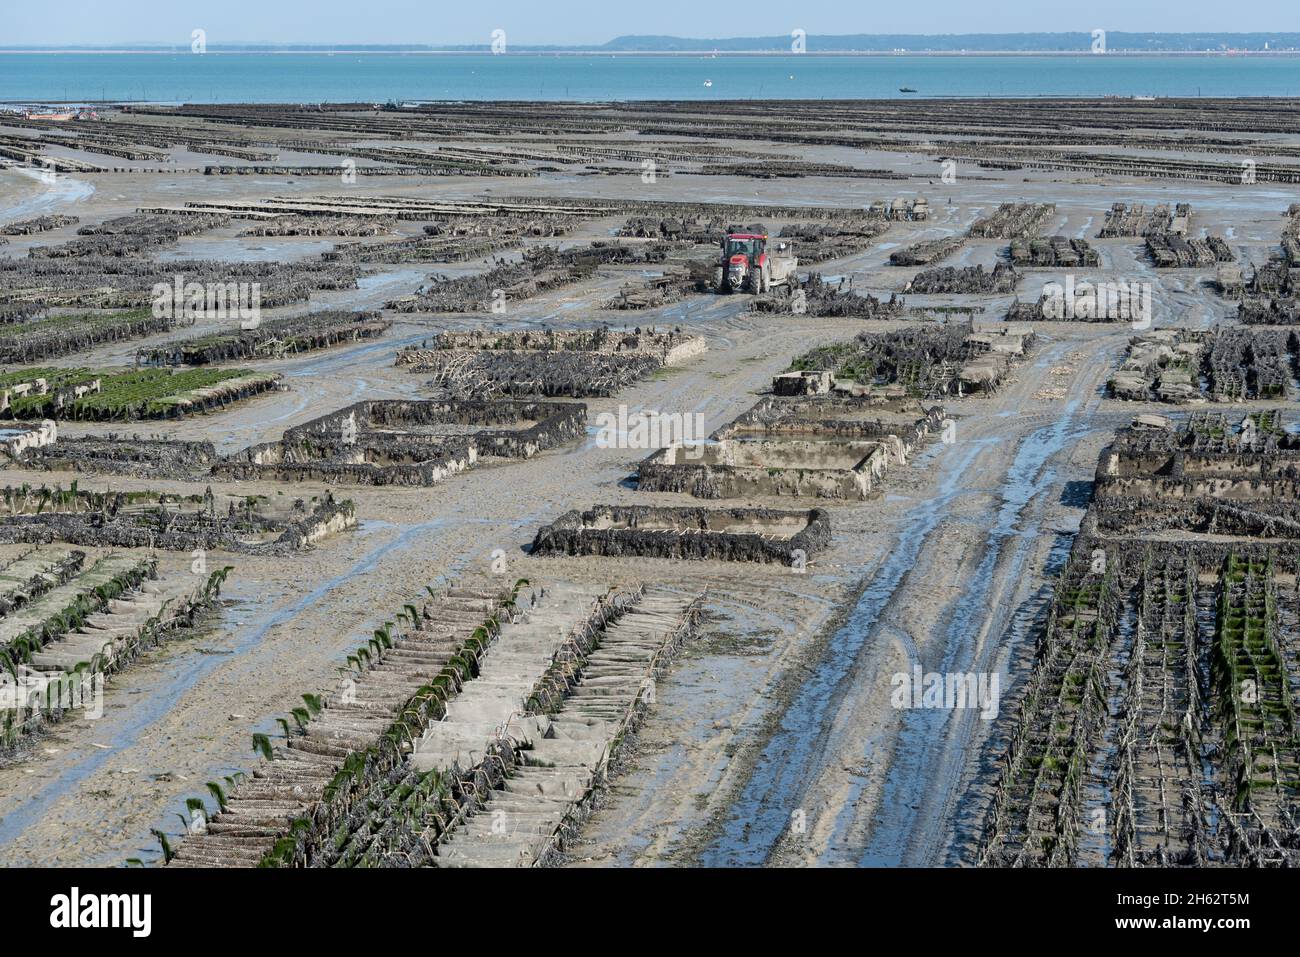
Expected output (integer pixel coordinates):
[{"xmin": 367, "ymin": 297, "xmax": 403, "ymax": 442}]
[{"xmin": 5, "ymin": 1, "xmax": 1300, "ymax": 46}]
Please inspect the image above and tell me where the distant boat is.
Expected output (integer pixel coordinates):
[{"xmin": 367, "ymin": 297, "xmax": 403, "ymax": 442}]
[
  {"xmin": 899, "ymin": 87, "xmax": 917, "ymax": 93},
  {"xmin": 703, "ymin": 79, "xmax": 713, "ymax": 87}
]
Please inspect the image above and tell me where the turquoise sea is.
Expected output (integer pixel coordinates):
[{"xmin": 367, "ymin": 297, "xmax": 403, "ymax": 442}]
[{"xmin": 1, "ymin": 53, "xmax": 1299, "ymax": 103}]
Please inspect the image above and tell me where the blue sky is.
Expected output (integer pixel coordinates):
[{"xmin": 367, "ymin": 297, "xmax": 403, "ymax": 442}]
[{"xmin": 4, "ymin": 1, "xmax": 1299, "ymax": 47}]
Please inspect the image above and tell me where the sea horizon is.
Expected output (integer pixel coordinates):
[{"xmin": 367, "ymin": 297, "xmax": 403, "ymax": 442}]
[
  {"xmin": 4, "ymin": 49, "xmax": 1300, "ymax": 56},
  {"xmin": 4, "ymin": 52, "xmax": 1300, "ymax": 104}
]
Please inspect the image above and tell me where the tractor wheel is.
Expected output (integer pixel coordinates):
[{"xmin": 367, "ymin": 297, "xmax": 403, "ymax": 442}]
[
  {"xmin": 749, "ymin": 266, "xmax": 765, "ymax": 294},
  {"xmin": 712, "ymin": 267, "xmax": 725, "ymax": 293}
]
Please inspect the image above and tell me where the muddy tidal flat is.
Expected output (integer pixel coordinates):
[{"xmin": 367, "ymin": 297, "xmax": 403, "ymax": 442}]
[{"xmin": 1, "ymin": 97, "xmax": 1299, "ymax": 869}]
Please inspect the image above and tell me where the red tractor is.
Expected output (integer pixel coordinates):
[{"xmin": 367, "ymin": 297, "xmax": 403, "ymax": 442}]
[{"xmin": 712, "ymin": 224, "xmax": 798, "ymax": 294}]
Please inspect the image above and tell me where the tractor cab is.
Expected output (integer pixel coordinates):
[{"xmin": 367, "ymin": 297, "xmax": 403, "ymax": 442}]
[{"xmin": 725, "ymin": 233, "xmax": 767, "ymax": 262}]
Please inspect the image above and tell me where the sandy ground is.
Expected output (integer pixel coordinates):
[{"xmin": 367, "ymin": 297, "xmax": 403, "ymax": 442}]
[{"xmin": 0, "ymin": 129, "xmax": 1293, "ymax": 867}]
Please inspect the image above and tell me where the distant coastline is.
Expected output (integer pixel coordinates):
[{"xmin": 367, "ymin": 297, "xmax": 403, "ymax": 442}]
[{"xmin": 5, "ymin": 30, "xmax": 1300, "ymax": 55}]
